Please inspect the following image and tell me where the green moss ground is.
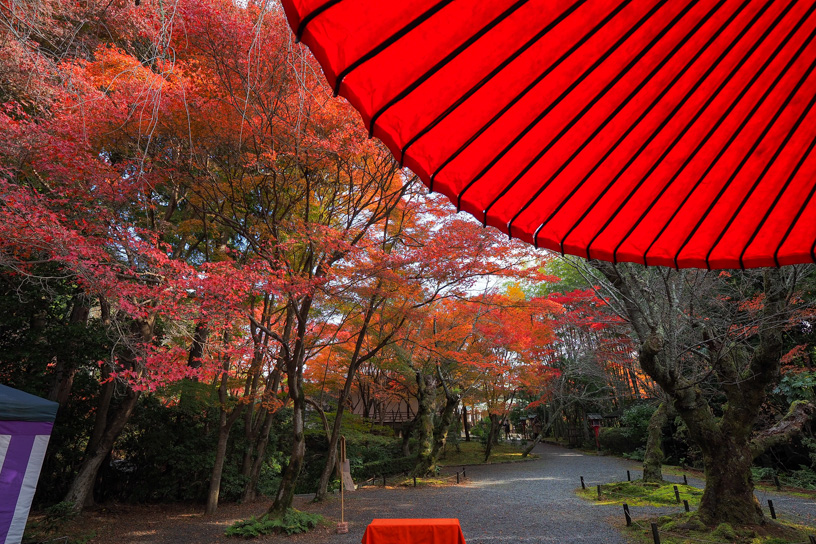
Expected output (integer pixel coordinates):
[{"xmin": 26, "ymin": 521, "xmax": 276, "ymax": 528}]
[
  {"xmin": 576, "ymin": 480, "xmax": 703, "ymax": 507},
  {"xmin": 624, "ymin": 512, "xmax": 816, "ymax": 544}
]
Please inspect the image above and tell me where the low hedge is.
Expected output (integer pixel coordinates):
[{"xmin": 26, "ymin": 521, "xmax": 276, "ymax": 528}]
[
  {"xmin": 354, "ymin": 455, "xmax": 416, "ymax": 480},
  {"xmin": 599, "ymin": 427, "xmax": 636, "ymax": 454}
]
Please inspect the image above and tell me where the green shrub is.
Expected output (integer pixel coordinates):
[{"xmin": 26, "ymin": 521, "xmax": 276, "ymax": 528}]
[
  {"xmin": 751, "ymin": 466, "xmax": 775, "ymax": 483},
  {"xmin": 711, "ymin": 523, "xmax": 737, "ymax": 541},
  {"xmin": 470, "ymin": 419, "xmax": 490, "ymax": 439},
  {"xmin": 623, "ymin": 448, "xmax": 646, "ymax": 462},
  {"xmin": 32, "ymin": 501, "xmax": 78, "ymax": 534},
  {"xmin": 354, "ymin": 456, "xmax": 416, "ymax": 480},
  {"xmin": 774, "ymin": 371, "xmax": 816, "ymax": 404},
  {"xmin": 619, "ymin": 404, "xmax": 657, "ymax": 445},
  {"xmin": 753, "ymin": 464, "xmax": 816, "ymax": 490},
  {"xmin": 599, "ymin": 405, "xmax": 659, "ymax": 455},
  {"xmin": 225, "ymin": 509, "xmax": 323, "ymax": 537},
  {"xmin": 599, "ymin": 427, "xmax": 632, "ymax": 454},
  {"xmin": 785, "ymin": 465, "xmax": 816, "ymax": 489},
  {"xmin": 295, "ymin": 412, "xmax": 403, "ymax": 493}
]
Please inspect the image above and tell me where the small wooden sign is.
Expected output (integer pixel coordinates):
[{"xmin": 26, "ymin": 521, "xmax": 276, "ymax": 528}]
[
  {"xmin": 339, "ymin": 436, "xmax": 355, "ymax": 491},
  {"xmin": 342, "ymin": 458, "xmax": 355, "ymax": 491}
]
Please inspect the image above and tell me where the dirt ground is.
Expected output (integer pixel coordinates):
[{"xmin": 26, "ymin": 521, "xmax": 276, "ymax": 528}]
[{"xmin": 49, "ymin": 496, "xmax": 339, "ymax": 543}]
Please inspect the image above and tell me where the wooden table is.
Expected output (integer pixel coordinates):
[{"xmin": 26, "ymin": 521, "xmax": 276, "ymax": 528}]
[{"xmin": 361, "ymin": 518, "xmax": 467, "ymax": 544}]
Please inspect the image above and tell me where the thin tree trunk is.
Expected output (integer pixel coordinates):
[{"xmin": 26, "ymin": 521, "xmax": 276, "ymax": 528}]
[
  {"xmin": 187, "ymin": 321, "xmax": 209, "ymax": 368},
  {"xmin": 269, "ymin": 386, "xmax": 305, "ymax": 515},
  {"xmin": 85, "ymin": 368, "xmax": 114, "ymax": 458},
  {"xmin": 205, "ymin": 407, "xmax": 242, "ymax": 515},
  {"xmin": 66, "ymin": 312, "xmax": 151, "ymax": 511},
  {"xmin": 314, "ymin": 294, "xmax": 393, "ymax": 501},
  {"xmin": 243, "ymin": 408, "xmax": 275, "ymax": 501},
  {"xmin": 462, "ymin": 405, "xmax": 470, "ymax": 442},
  {"xmin": 483, "ymin": 413, "xmax": 500, "ymax": 462},
  {"xmin": 269, "ymin": 300, "xmax": 310, "ymax": 515},
  {"xmin": 65, "ymin": 389, "xmax": 140, "ymax": 509},
  {"xmin": 401, "ymin": 417, "xmax": 415, "ymax": 456},
  {"xmin": 205, "ymin": 364, "xmax": 244, "ymax": 515},
  {"xmin": 242, "ymin": 367, "xmax": 282, "ymax": 501},
  {"xmin": 313, "ymin": 390, "xmax": 350, "ymax": 501},
  {"xmin": 48, "ymin": 295, "xmax": 88, "ymax": 406}
]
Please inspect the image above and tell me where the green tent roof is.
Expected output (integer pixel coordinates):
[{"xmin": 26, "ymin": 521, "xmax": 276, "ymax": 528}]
[{"xmin": 0, "ymin": 384, "xmax": 58, "ymax": 422}]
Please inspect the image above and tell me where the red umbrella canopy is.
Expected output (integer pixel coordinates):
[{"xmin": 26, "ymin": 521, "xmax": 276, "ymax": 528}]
[{"xmin": 281, "ymin": 0, "xmax": 816, "ymax": 269}]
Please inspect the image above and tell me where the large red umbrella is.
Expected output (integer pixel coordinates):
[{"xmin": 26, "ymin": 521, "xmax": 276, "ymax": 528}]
[{"xmin": 281, "ymin": 0, "xmax": 816, "ymax": 269}]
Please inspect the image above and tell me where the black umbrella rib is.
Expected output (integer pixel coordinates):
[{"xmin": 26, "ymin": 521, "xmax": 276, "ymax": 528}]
[
  {"xmin": 706, "ymin": 88, "xmax": 816, "ymax": 268},
  {"xmin": 400, "ymin": 0, "xmax": 587, "ymax": 171},
  {"xmin": 333, "ymin": 0, "xmax": 456, "ymax": 97},
  {"xmin": 367, "ymin": 0, "xmax": 532, "ymax": 138},
  {"xmin": 593, "ymin": 0, "xmax": 799, "ymax": 262},
  {"xmin": 606, "ymin": 0, "xmax": 803, "ymax": 263},
  {"xmin": 740, "ymin": 132, "xmax": 816, "ymax": 268},
  {"xmin": 531, "ymin": 0, "xmax": 745, "ymax": 249},
  {"xmin": 573, "ymin": 1, "xmax": 788, "ymax": 260},
  {"xmin": 609, "ymin": 0, "xmax": 806, "ymax": 263},
  {"xmin": 641, "ymin": 6, "xmax": 811, "ymax": 265},
  {"xmin": 428, "ymin": 0, "xmax": 632, "ymax": 198},
  {"xmin": 296, "ymin": 0, "xmax": 344, "ymax": 42},
  {"xmin": 501, "ymin": 0, "xmax": 709, "ymax": 238},
  {"xmin": 672, "ymin": 53, "xmax": 816, "ymax": 268},
  {"xmin": 558, "ymin": 0, "xmax": 773, "ymax": 257},
  {"xmin": 651, "ymin": 6, "xmax": 814, "ymax": 266},
  {"xmin": 453, "ymin": 0, "xmax": 641, "ymax": 212},
  {"xmin": 772, "ymin": 168, "xmax": 816, "ymax": 266}
]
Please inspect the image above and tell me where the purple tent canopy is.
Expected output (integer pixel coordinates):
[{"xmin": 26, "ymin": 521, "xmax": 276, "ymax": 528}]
[{"xmin": 0, "ymin": 385, "xmax": 58, "ymax": 544}]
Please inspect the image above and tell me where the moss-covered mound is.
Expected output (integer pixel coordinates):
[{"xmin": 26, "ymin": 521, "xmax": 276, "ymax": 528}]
[
  {"xmin": 626, "ymin": 512, "xmax": 816, "ymax": 544},
  {"xmin": 576, "ymin": 480, "xmax": 703, "ymax": 507}
]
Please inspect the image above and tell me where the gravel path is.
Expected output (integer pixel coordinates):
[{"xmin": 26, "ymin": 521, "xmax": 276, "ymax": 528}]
[
  {"xmin": 754, "ymin": 485, "xmax": 816, "ymax": 527},
  {"xmin": 316, "ymin": 442, "xmax": 685, "ymax": 544}
]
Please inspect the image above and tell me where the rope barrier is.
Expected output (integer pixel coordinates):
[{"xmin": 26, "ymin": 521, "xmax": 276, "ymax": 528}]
[{"xmin": 356, "ymin": 465, "xmax": 470, "ymax": 489}]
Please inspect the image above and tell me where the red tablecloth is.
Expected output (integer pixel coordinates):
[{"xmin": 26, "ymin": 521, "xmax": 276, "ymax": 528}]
[{"xmin": 361, "ymin": 518, "xmax": 467, "ymax": 544}]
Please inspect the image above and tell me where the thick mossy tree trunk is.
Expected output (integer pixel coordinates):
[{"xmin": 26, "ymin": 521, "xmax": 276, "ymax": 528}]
[
  {"xmin": 412, "ymin": 370, "xmax": 438, "ymax": 476},
  {"xmin": 642, "ymin": 402, "xmax": 667, "ymax": 483},
  {"xmin": 636, "ymin": 321, "xmax": 776, "ymax": 525},
  {"xmin": 429, "ymin": 387, "xmax": 460, "ymax": 462},
  {"xmin": 699, "ymin": 441, "xmax": 761, "ymax": 524}
]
